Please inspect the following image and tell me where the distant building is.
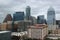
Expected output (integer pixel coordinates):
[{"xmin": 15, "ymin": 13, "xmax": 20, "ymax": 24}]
[
  {"xmin": 0, "ymin": 23, "xmax": 7, "ymax": 31},
  {"xmin": 47, "ymin": 7, "xmax": 56, "ymax": 25},
  {"xmin": 0, "ymin": 31, "xmax": 11, "ymax": 40},
  {"xmin": 56, "ymin": 20, "xmax": 60, "ymax": 28},
  {"xmin": 27, "ymin": 24, "xmax": 48, "ymax": 40},
  {"xmin": 37, "ymin": 15, "xmax": 46, "ymax": 24},
  {"xmin": 26, "ymin": 6, "xmax": 31, "ymax": 20},
  {"xmin": 13, "ymin": 12, "xmax": 24, "ymax": 21},
  {"xmin": 13, "ymin": 20, "xmax": 32, "ymax": 32},
  {"xmin": 0, "ymin": 21, "xmax": 12, "ymax": 31},
  {"xmin": 48, "ymin": 25, "xmax": 58, "ymax": 31},
  {"xmin": 29, "ymin": 16, "xmax": 37, "ymax": 25},
  {"xmin": 3, "ymin": 14, "xmax": 12, "ymax": 23}
]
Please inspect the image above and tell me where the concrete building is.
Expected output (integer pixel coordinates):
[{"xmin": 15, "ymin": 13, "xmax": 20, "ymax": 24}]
[
  {"xmin": 13, "ymin": 20, "xmax": 32, "ymax": 32},
  {"xmin": 0, "ymin": 31, "xmax": 11, "ymax": 40},
  {"xmin": 7, "ymin": 21, "xmax": 12, "ymax": 31},
  {"xmin": 11, "ymin": 31, "xmax": 27, "ymax": 40},
  {"xmin": 0, "ymin": 23, "xmax": 7, "ymax": 31},
  {"xmin": 27, "ymin": 24, "xmax": 48, "ymax": 40},
  {"xmin": 29, "ymin": 16, "xmax": 37, "ymax": 25},
  {"xmin": 48, "ymin": 25, "xmax": 58, "ymax": 31}
]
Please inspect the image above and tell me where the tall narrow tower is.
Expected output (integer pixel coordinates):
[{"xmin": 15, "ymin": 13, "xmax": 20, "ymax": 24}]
[
  {"xmin": 26, "ymin": 6, "xmax": 31, "ymax": 20},
  {"xmin": 47, "ymin": 7, "xmax": 56, "ymax": 25}
]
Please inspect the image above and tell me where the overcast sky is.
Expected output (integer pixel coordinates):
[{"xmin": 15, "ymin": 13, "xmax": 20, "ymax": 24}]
[{"xmin": 0, "ymin": 0, "xmax": 60, "ymax": 23}]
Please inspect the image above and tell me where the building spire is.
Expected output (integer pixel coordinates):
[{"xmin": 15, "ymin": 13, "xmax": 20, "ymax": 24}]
[{"xmin": 48, "ymin": 6, "xmax": 55, "ymax": 11}]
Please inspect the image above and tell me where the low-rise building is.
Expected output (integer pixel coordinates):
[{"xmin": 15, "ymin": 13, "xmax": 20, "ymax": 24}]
[
  {"xmin": 0, "ymin": 21, "xmax": 12, "ymax": 31},
  {"xmin": 48, "ymin": 25, "xmax": 58, "ymax": 31},
  {"xmin": 0, "ymin": 31, "xmax": 11, "ymax": 40},
  {"xmin": 27, "ymin": 24, "xmax": 48, "ymax": 40},
  {"xmin": 0, "ymin": 23, "xmax": 7, "ymax": 31}
]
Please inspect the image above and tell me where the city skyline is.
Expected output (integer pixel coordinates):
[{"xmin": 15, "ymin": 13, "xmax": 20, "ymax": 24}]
[{"xmin": 0, "ymin": 0, "xmax": 60, "ymax": 23}]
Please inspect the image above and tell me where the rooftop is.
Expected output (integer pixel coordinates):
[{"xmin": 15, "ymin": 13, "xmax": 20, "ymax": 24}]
[
  {"xmin": 0, "ymin": 31, "xmax": 10, "ymax": 33},
  {"xmin": 28, "ymin": 24, "xmax": 47, "ymax": 29}
]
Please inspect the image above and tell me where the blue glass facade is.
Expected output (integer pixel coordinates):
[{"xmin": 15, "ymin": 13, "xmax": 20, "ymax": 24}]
[
  {"xmin": 13, "ymin": 12, "xmax": 24, "ymax": 21},
  {"xmin": 47, "ymin": 7, "xmax": 56, "ymax": 25}
]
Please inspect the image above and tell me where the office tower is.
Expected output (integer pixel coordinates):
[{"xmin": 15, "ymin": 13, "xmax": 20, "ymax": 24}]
[
  {"xmin": 47, "ymin": 7, "xmax": 56, "ymax": 25},
  {"xmin": 12, "ymin": 12, "xmax": 24, "ymax": 32},
  {"xmin": 37, "ymin": 15, "xmax": 45, "ymax": 24},
  {"xmin": 3, "ymin": 14, "xmax": 12, "ymax": 23},
  {"xmin": 26, "ymin": 6, "xmax": 31, "ymax": 20},
  {"xmin": 13, "ymin": 12, "xmax": 24, "ymax": 21}
]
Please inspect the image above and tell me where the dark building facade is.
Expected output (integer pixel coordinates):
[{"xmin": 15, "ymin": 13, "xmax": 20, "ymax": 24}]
[
  {"xmin": 56, "ymin": 20, "xmax": 60, "ymax": 28},
  {"xmin": 3, "ymin": 14, "xmax": 12, "ymax": 23},
  {"xmin": 13, "ymin": 12, "xmax": 24, "ymax": 21},
  {"xmin": 26, "ymin": 6, "xmax": 31, "ymax": 20},
  {"xmin": 12, "ymin": 12, "xmax": 24, "ymax": 32},
  {"xmin": 37, "ymin": 15, "xmax": 46, "ymax": 24}
]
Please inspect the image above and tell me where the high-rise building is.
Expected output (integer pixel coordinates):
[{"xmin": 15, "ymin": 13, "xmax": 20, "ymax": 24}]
[
  {"xmin": 26, "ymin": 6, "xmax": 31, "ymax": 20},
  {"xmin": 47, "ymin": 7, "xmax": 56, "ymax": 25},
  {"xmin": 3, "ymin": 14, "xmax": 12, "ymax": 23},
  {"xmin": 12, "ymin": 12, "xmax": 24, "ymax": 32},
  {"xmin": 13, "ymin": 12, "xmax": 24, "ymax": 21},
  {"xmin": 37, "ymin": 15, "xmax": 46, "ymax": 24}
]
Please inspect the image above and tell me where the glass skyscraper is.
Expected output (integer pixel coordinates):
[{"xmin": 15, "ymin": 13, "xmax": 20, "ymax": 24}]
[
  {"xmin": 47, "ymin": 7, "xmax": 56, "ymax": 25},
  {"xmin": 26, "ymin": 6, "xmax": 31, "ymax": 20},
  {"xmin": 13, "ymin": 12, "xmax": 24, "ymax": 21}
]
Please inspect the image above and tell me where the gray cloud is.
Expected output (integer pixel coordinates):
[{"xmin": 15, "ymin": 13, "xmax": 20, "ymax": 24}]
[{"xmin": 0, "ymin": 0, "xmax": 60, "ymax": 23}]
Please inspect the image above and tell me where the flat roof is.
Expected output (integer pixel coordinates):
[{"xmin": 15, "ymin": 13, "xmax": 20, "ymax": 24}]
[
  {"xmin": 28, "ymin": 24, "xmax": 47, "ymax": 29},
  {"xmin": 0, "ymin": 31, "xmax": 10, "ymax": 33}
]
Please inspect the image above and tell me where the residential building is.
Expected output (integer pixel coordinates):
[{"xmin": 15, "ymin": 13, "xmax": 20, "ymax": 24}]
[
  {"xmin": 27, "ymin": 24, "xmax": 48, "ymax": 40},
  {"xmin": 13, "ymin": 20, "xmax": 32, "ymax": 32}
]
